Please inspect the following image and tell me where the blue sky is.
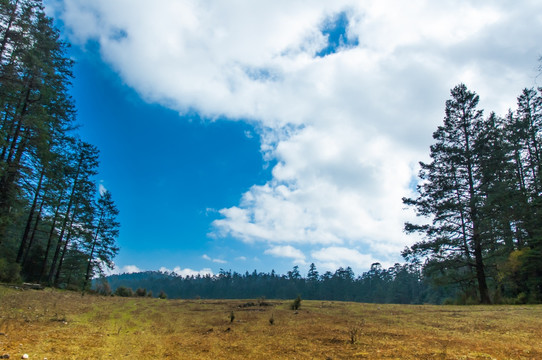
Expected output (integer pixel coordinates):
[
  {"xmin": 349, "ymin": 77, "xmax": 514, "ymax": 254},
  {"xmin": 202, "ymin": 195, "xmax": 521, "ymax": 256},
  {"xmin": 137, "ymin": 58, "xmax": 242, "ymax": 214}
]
[
  {"xmin": 45, "ymin": 0, "xmax": 542, "ymax": 277},
  {"xmin": 69, "ymin": 45, "xmax": 278, "ymax": 275}
]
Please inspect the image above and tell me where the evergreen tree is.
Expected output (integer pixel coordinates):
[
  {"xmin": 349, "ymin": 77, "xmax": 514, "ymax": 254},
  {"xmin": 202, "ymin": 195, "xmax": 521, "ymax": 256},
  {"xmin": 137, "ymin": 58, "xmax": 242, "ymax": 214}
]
[
  {"xmin": 404, "ymin": 84, "xmax": 491, "ymax": 303},
  {"xmin": 307, "ymin": 262, "xmax": 319, "ymax": 281},
  {"xmin": 0, "ymin": 0, "xmax": 119, "ymax": 287},
  {"xmin": 82, "ymin": 189, "xmax": 119, "ymax": 292}
]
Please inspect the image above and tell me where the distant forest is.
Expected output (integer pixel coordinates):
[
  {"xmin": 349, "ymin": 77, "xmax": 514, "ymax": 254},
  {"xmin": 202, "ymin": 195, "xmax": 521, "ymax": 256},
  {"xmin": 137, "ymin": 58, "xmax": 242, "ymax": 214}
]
[
  {"xmin": 100, "ymin": 263, "xmax": 435, "ymax": 304},
  {"xmin": 0, "ymin": 1, "xmax": 120, "ymax": 291}
]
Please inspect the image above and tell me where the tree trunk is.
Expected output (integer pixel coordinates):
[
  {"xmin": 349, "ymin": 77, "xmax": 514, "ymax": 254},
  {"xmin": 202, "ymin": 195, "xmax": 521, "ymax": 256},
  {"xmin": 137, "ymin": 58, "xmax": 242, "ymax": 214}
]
[
  {"xmin": 82, "ymin": 212, "xmax": 104, "ymax": 294},
  {"xmin": 82, "ymin": 240, "xmax": 97, "ymax": 295},
  {"xmin": 38, "ymin": 198, "xmax": 62, "ymax": 283},
  {"xmin": 473, "ymin": 234, "xmax": 491, "ymax": 304},
  {"xmin": 463, "ymin": 113, "xmax": 491, "ymax": 304},
  {"xmin": 16, "ymin": 166, "xmax": 44, "ymax": 263},
  {"xmin": 47, "ymin": 151, "xmax": 83, "ymax": 285},
  {"xmin": 22, "ymin": 197, "xmax": 44, "ymax": 268},
  {"xmin": 54, "ymin": 214, "xmax": 76, "ymax": 287}
]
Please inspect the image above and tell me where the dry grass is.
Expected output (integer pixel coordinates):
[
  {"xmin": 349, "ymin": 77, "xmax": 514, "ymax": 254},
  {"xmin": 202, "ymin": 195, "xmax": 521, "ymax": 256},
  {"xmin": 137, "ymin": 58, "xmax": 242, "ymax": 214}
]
[{"xmin": 1, "ymin": 285, "xmax": 542, "ymax": 359}]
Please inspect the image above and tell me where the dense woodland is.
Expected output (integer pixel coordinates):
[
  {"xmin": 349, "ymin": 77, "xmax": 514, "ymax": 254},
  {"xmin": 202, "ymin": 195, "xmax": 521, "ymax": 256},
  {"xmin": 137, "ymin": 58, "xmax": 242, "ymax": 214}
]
[
  {"xmin": 0, "ymin": 0, "xmax": 120, "ymax": 290},
  {"xmin": 100, "ymin": 263, "xmax": 431, "ymax": 304},
  {"xmin": 1, "ymin": 0, "xmax": 541, "ymax": 305},
  {"xmin": 403, "ymin": 84, "xmax": 542, "ymax": 304}
]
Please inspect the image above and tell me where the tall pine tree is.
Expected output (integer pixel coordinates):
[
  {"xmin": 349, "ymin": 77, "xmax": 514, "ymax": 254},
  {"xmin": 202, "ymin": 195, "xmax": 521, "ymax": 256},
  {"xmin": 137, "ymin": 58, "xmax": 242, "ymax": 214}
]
[{"xmin": 404, "ymin": 84, "xmax": 491, "ymax": 304}]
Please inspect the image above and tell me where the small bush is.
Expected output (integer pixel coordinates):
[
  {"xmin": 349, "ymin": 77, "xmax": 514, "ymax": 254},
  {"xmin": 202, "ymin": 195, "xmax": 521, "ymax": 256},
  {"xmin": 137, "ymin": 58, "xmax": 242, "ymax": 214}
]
[
  {"xmin": 114, "ymin": 286, "xmax": 134, "ymax": 297},
  {"xmin": 135, "ymin": 288, "xmax": 147, "ymax": 297},
  {"xmin": 158, "ymin": 290, "xmax": 167, "ymax": 299},
  {"xmin": 291, "ymin": 295, "xmax": 302, "ymax": 310},
  {"xmin": 230, "ymin": 311, "xmax": 235, "ymax": 323},
  {"xmin": 349, "ymin": 320, "xmax": 365, "ymax": 344},
  {"xmin": 0, "ymin": 258, "xmax": 21, "ymax": 283},
  {"xmin": 442, "ymin": 298, "xmax": 455, "ymax": 305},
  {"xmin": 515, "ymin": 292, "xmax": 528, "ymax": 304},
  {"xmin": 95, "ymin": 280, "xmax": 112, "ymax": 296}
]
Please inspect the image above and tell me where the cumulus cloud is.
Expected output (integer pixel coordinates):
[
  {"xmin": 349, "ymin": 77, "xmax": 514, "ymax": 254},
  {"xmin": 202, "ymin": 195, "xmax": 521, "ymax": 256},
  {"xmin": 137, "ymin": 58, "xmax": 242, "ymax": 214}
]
[
  {"xmin": 265, "ymin": 245, "xmax": 306, "ymax": 264},
  {"xmin": 159, "ymin": 266, "xmax": 214, "ymax": 277},
  {"xmin": 202, "ymin": 254, "xmax": 227, "ymax": 264},
  {"xmin": 103, "ymin": 264, "xmax": 143, "ymax": 276},
  {"xmin": 121, "ymin": 265, "xmax": 142, "ymax": 273},
  {"xmin": 311, "ymin": 247, "xmax": 383, "ymax": 272},
  {"xmin": 105, "ymin": 264, "xmax": 214, "ymax": 278},
  {"xmin": 49, "ymin": 0, "xmax": 542, "ymax": 269}
]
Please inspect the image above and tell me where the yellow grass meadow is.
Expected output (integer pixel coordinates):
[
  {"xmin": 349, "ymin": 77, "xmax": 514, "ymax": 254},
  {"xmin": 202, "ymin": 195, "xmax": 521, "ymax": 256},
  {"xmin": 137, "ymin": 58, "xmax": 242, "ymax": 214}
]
[{"xmin": 1, "ymin": 285, "xmax": 541, "ymax": 359}]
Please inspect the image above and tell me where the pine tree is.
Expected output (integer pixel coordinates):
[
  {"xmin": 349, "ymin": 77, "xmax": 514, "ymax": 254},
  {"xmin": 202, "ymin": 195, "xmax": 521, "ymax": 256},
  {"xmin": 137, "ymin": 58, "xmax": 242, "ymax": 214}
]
[
  {"xmin": 47, "ymin": 140, "xmax": 99, "ymax": 285},
  {"xmin": 82, "ymin": 189, "xmax": 119, "ymax": 293},
  {"xmin": 404, "ymin": 84, "xmax": 491, "ymax": 304},
  {"xmin": 0, "ymin": 0, "xmax": 119, "ymax": 287}
]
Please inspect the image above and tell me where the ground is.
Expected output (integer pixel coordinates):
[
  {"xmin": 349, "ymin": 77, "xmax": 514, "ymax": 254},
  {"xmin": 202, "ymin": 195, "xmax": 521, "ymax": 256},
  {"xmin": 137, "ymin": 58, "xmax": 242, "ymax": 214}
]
[{"xmin": 1, "ymin": 285, "xmax": 541, "ymax": 359}]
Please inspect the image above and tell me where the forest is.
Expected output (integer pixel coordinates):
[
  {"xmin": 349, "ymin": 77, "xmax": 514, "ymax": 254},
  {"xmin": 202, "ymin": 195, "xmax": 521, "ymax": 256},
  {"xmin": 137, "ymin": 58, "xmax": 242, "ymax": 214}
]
[
  {"xmin": 1, "ymin": 0, "xmax": 542, "ymax": 306},
  {"xmin": 0, "ymin": 0, "xmax": 120, "ymax": 291},
  {"xmin": 403, "ymin": 84, "xmax": 542, "ymax": 305},
  {"xmin": 102, "ymin": 263, "xmax": 432, "ymax": 304}
]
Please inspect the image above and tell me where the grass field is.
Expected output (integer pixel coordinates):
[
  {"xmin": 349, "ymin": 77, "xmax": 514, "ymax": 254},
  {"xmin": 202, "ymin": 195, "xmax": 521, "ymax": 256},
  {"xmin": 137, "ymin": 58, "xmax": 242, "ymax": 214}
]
[{"xmin": 1, "ymin": 285, "xmax": 541, "ymax": 359}]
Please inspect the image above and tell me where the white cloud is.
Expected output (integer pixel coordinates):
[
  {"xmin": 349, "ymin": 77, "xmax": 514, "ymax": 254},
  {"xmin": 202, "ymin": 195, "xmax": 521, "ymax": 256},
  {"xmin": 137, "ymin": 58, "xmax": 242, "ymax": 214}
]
[
  {"xmin": 311, "ymin": 247, "xmax": 383, "ymax": 272},
  {"xmin": 103, "ymin": 263, "xmax": 143, "ymax": 276},
  {"xmin": 265, "ymin": 245, "xmax": 306, "ymax": 264},
  {"xmin": 121, "ymin": 265, "xmax": 142, "ymax": 273},
  {"xmin": 103, "ymin": 263, "xmax": 214, "ymax": 278},
  {"xmin": 98, "ymin": 183, "xmax": 107, "ymax": 196},
  {"xmin": 159, "ymin": 266, "xmax": 214, "ymax": 278},
  {"xmin": 50, "ymin": 0, "xmax": 542, "ymax": 267},
  {"xmin": 202, "ymin": 254, "xmax": 227, "ymax": 264}
]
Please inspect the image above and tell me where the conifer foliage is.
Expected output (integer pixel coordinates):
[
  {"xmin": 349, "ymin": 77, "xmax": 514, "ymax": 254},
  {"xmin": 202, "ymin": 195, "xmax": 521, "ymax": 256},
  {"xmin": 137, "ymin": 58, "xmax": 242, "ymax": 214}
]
[
  {"xmin": 404, "ymin": 84, "xmax": 542, "ymax": 304},
  {"xmin": 0, "ymin": 0, "xmax": 119, "ymax": 289}
]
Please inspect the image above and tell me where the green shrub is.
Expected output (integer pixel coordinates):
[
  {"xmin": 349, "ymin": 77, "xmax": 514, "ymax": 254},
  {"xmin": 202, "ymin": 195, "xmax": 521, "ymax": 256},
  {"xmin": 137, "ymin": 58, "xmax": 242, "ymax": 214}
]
[
  {"xmin": 114, "ymin": 286, "xmax": 134, "ymax": 297},
  {"xmin": 135, "ymin": 287, "xmax": 147, "ymax": 297},
  {"xmin": 291, "ymin": 295, "xmax": 302, "ymax": 310},
  {"xmin": 442, "ymin": 298, "xmax": 455, "ymax": 305},
  {"xmin": 158, "ymin": 290, "xmax": 167, "ymax": 299},
  {"xmin": 95, "ymin": 279, "xmax": 112, "ymax": 296},
  {"xmin": 349, "ymin": 321, "xmax": 365, "ymax": 344},
  {"xmin": 0, "ymin": 258, "xmax": 21, "ymax": 283},
  {"xmin": 515, "ymin": 292, "xmax": 528, "ymax": 304}
]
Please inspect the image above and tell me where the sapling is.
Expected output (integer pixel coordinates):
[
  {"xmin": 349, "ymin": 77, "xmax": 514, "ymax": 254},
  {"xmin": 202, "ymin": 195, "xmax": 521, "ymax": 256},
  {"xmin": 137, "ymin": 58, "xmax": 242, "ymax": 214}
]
[{"xmin": 291, "ymin": 295, "xmax": 302, "ymax": 310}]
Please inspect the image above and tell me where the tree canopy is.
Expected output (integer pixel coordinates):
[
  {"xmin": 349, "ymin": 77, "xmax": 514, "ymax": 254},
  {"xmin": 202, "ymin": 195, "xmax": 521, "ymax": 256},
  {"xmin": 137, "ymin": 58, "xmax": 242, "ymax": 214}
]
[
  {"xmin": 0, "ymin": 0, "xmax": 120, "ymax": 291},
  {"xmin": 404, "ymin": 84, "xmax": 542, "ymax": 304}
]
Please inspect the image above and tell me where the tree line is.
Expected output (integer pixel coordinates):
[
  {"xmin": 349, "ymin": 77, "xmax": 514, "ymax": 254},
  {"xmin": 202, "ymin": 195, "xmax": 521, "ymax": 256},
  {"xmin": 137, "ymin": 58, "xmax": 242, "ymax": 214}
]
[
  {"xmin": 0, "ymin": 0, "xmax": 120, "ymax": 291},
  {"xmin": 404, "ymin": 83, "xmax": 542, "ymax": 304},
  {"xmin": 100, "ymin": 263, "xmax": 432, "ymax": 304}
]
